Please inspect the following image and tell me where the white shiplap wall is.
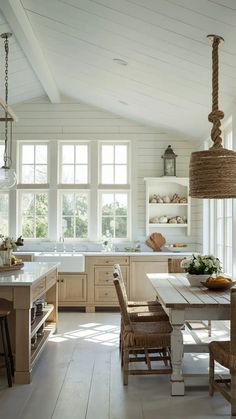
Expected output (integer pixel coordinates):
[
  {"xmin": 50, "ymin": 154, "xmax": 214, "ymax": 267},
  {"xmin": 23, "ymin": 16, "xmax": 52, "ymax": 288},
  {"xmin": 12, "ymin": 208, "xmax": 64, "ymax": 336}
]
[{"xmin": 10, "ymin": 96, "xmax": 203, "ymax": 247}]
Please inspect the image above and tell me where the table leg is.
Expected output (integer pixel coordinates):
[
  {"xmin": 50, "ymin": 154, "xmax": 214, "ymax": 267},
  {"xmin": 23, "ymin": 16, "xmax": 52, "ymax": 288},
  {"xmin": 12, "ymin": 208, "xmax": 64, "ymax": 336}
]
[{"xmin": 170, "ymin": 309, "xmax": 185, "ymax": 396}]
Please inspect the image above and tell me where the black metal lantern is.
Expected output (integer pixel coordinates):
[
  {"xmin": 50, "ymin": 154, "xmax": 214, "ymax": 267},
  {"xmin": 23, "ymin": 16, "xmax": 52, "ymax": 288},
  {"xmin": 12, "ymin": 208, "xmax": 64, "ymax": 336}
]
[{"xmin": 162, "ymin": 145, "xmax": 177, "ymax": 176}]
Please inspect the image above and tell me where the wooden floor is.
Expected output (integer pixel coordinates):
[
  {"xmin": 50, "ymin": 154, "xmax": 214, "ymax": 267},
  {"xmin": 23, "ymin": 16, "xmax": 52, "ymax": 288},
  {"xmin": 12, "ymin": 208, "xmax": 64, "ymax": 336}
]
[{"xmin": 0, "ymin": 313, "xmax": 230, "ymax": 419}]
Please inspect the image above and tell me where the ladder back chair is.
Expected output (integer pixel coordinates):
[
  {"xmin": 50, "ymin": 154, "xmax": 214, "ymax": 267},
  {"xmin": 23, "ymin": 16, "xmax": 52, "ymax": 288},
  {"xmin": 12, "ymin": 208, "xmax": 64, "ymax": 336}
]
[
  {"xmin": 113, "ymin": 269, "xmax": 172, "ymax": 385},
  {"xmin": 209, "ymin": 287, "xmax": 236, "ymax": 416}
]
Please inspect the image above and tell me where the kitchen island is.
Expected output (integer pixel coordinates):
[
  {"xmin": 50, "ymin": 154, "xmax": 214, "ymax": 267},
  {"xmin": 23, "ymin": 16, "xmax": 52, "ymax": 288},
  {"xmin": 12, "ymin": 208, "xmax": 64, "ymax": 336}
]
[{"xmin": 0, "ymin": 262, "xmax": 58, "ymax": 384}]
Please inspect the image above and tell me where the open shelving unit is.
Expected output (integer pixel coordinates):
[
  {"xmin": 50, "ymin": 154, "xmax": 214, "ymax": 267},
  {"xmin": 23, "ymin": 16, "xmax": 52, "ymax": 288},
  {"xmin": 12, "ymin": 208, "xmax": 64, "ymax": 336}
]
[
  {"xmin": 31, "ymin": 304, "xmax": 56, "ymax": 367},
  {"xmin": 144, "ymin": 177, "xmax": 191, "ymax": 236}
]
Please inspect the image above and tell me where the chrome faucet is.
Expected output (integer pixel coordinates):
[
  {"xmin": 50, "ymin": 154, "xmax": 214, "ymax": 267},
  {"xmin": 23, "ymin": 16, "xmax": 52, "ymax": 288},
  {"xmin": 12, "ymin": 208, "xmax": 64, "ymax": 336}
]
[{"xmin": 59, "ymin": 236, "xmax": 66, "ymax": 252}]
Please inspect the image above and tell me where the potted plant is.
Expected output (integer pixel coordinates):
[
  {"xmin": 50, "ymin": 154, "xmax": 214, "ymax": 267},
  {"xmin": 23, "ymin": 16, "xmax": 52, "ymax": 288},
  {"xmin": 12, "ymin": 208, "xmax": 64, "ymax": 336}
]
[
  {"xmin": 0, "ymin": 235, "xmax": 17, "ymax": 266},
  {"xmin": 181, "ymin": 254, "xmax": 222, "ymax": 287}
]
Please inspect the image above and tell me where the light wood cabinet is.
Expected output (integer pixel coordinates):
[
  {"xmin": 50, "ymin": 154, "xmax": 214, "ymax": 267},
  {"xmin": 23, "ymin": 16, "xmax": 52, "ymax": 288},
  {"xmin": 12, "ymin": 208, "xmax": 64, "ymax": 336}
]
[
  {"xmin": 58, "ymin": 273, "xmax": 87, "ymax": 306},
  {"xmin": 130, "ymin": 257, "xmax": 168, "ymax": 301}
]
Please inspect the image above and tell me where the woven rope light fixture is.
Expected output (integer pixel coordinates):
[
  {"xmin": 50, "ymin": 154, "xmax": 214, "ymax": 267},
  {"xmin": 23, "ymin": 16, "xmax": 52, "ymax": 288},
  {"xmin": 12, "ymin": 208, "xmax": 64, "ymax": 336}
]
[{"xmin": 189, "ymin": 35, "xmax": 236, "ymax": 199}]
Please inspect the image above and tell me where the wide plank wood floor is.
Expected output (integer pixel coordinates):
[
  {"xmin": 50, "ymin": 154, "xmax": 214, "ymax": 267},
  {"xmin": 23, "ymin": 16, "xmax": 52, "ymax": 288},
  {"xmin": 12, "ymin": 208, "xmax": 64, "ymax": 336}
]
[{"xmin": 0, "ymin": 313, "xmax": 230, "ymax": 419}]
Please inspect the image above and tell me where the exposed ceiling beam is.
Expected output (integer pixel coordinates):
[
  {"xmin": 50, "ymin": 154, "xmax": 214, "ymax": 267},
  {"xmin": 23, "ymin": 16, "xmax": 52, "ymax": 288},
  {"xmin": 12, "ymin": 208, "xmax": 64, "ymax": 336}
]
[{"xmin": 0, "ymin": 0, "xmax": 60, "ymax": 103}]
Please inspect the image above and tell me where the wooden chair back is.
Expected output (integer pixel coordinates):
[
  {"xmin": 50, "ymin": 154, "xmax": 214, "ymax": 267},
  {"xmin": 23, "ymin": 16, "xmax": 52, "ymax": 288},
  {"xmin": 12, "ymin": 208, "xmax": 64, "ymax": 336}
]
[
  {"xmin": 113, "ymin": 264, "xmax": 129, "ymax": 305},
  {"xmin": 168, "ymin": 258, "xmax": 185, "ymax": 273},
  {"xmin": 113, "ymin": 266, "xmax": 131, "ymax": 328}
]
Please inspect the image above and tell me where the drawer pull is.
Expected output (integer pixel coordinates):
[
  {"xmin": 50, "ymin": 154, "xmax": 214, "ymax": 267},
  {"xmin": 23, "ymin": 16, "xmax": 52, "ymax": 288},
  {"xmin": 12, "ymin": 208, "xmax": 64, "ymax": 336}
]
[
  {"xmin": 105, "ymin": 293, "xmax": 108, "ymax": 296},
  {"xmin": 61, "ymin": 279, "xmax": 64, "ymax": 283},
  {"xmin": 57, "ymin": 279, "xmax": 60, "ymax": 283}
]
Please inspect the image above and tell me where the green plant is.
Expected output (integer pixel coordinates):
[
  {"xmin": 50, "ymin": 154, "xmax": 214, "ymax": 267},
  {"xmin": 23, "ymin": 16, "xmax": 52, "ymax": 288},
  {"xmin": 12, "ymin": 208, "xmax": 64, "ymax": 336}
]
[{"xmin": 181, "ymin": 254, "xmax": 222, "ymax": 275}]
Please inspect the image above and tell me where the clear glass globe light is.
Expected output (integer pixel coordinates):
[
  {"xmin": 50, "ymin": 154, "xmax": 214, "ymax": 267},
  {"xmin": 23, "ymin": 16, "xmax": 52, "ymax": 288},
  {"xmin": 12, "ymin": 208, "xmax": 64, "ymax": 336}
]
[{"xmin": 0, "ymin": 167, "xmax": 17, "ymax": 189}]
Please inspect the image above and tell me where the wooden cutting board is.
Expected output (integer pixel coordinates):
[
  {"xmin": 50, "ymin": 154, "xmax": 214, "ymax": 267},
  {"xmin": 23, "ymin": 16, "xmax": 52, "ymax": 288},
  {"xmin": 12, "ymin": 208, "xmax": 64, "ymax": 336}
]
[{"xmin": 145, "ymin": 233, "xmax": 166, "ymax": 252}]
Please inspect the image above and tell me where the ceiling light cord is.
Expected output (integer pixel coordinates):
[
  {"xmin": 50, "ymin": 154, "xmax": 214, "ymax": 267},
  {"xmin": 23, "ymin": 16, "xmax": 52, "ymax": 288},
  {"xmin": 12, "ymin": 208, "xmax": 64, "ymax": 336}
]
[{"xmin": 208, "ymin": 35, "xmax": 224, "ymax": 150}]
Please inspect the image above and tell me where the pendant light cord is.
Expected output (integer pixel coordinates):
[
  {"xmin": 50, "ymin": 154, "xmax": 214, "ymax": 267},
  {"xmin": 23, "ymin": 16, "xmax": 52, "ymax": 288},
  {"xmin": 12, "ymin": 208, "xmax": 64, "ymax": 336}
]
[{"xmin": 208, "ymin": 35, "xmax": 224, "ymax": 149}]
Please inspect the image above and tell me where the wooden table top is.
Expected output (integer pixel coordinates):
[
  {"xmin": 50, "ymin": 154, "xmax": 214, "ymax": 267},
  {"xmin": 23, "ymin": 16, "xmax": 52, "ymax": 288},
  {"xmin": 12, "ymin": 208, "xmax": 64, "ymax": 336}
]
[{"xmin": 147, "ymin": 273, "xmax": 231, "ymax": 309}]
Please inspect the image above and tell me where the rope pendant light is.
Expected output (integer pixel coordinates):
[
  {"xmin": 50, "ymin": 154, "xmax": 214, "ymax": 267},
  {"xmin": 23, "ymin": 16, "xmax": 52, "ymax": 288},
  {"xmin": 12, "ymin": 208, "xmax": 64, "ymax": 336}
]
[{"xmin": 189, "ymin": 35, "xmax": 236, "ymax": 199}]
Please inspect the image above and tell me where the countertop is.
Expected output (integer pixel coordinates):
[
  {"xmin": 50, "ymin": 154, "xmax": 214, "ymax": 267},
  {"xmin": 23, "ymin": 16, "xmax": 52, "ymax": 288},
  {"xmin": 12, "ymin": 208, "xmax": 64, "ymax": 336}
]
[
  {"xmin": 14, "ymin": 251, "xmax": 194, "ymax": 257},
  {"xmin": 0, "ymin": 262, "xmax": 59, "ymax": 286}
]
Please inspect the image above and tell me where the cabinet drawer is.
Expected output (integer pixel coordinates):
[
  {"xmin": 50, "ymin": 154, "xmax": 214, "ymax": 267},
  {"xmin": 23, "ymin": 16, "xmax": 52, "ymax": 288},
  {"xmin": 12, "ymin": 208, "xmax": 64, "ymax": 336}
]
[
  {"xmin": 32, "ymin": 277, "xmax": 46, "ymax": 300},
  {"xmin": 92, "ymin": 256, "xmax": 129, "ymax": 266},
  {"xmin": 95, "ymin": 286, "xmax": 118, "ymax": 303},
  {"xmin": 46, "ymin": 269, "xmax": 57, "ymax": 289},
  {"xmin": 95, "ymin": 266, "xmax": 127, "ymax": 285}
]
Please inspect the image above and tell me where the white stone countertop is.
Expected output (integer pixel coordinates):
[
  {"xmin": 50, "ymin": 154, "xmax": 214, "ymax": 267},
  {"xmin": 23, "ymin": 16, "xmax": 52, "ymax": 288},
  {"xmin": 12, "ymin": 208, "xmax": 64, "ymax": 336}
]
[
  {"xmin": 0, "ymin": 262, "xmax": 59, "ymax": 286},
  {"xmin": 14, "ymin": 251, "xmax": 194, "ymax": 257}
]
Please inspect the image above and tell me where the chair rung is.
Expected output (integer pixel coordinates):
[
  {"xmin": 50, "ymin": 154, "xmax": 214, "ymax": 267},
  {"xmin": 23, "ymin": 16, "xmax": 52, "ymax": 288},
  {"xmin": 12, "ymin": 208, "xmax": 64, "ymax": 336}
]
[{"xmin": 129, "ymin": 368, "xmax": 171, "ymax": 375}]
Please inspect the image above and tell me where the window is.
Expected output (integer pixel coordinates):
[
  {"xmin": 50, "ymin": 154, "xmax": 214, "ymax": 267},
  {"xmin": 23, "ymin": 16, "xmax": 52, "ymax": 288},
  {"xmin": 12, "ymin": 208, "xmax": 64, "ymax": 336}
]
[
  {"xmin": 100, "ymin": 143, "xmax": 128, "ymax": 184},
  {"xmin": 60, "ymin": 143, "xmax": 88, "ymax": 184},
  {"xmin": 0, "ymin": 193, "xmax": 9, "ymax": 235},
  {"xmin": 100, "ymin": 192, "xmax": 129, "ymax": 239},
  {"xmin": 0, "ymin": 144, "xmax": 4, "ymax": 166},
  {"xmin": 60, "ymin": 192, "xmax": 88, "ymax": 239},
  {"xmin": 19, "ymin": 192, "xmax": 48, "ymax": 238},
  {"xmin": 19, "ymin": 143, "xmax": 48, "ymax": 184},
  {"xmin": 205, "ymin": 125, "xmax": 233, "ymax": 275}
]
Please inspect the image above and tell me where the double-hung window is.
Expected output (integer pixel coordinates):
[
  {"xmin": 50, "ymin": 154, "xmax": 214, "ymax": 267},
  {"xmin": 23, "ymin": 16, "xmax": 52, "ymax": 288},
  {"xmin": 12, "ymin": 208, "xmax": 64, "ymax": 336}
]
[
  {"xmin": 58, "ymin": 143, "xmax": 89, "ymax": 239},
  {"xmin": 18, "ymin": 142, "xmax": 49, "ymax": 239},
  {"xmin": 99, "ymin": 142, "xmax": 130, "ymax": 240},
  {"xmin": 0, "ymin": 144, "xmax": 9, "ymax": 235},
  {"xmin": 206, "ymin": 125, "xmax": 233, "ymax": 275}
]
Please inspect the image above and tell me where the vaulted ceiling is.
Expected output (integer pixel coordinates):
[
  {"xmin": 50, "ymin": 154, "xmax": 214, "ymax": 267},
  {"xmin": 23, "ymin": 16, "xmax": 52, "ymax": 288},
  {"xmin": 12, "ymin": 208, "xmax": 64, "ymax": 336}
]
[{"xmin": 1, "ymin": 0, "xmax": 236, "ymax": 139}]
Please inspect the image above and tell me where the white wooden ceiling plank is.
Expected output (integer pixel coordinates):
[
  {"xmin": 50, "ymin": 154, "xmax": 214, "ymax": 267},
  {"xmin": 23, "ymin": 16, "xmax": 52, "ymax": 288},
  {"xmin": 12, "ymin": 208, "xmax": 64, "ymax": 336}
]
[
  {"xmin": 1, "ymin": 0, "xmax": 60, "ymax": 103},
  {"xmin": 59, "ymin": 0, "xmax": 236, "ymax": 54}
]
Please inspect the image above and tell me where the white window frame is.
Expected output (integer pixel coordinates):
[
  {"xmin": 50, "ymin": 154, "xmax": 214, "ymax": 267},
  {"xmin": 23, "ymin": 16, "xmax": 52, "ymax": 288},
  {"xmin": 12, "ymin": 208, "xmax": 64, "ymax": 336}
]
[
  {"xmin": 17, "ymin": 190, "xmax": 49, "ymax": 240},
  {"xmin": 0, "ymin": 191, "xmax": 9, "ymax": 236},
  {"xmin": 58, "ymin": 142, "xmax": 90, "ymax": 186},
  {"xmin": 204, "ymin": 122, "xmax": 233, "ymax": 275},
  {"xmin": 98, "ymin": 142, "xmax": 130, "ymax": 186},
  {"xmin": 18, "ymin": 141, "xmax": 49, "ymax": 186},
  {"xmin": 98, "ymin": 190, "xmax": 131, "ymax": 242},
  {"xmin": 58, "ymin": 190, "xmax": 90, "ymax": 241}
]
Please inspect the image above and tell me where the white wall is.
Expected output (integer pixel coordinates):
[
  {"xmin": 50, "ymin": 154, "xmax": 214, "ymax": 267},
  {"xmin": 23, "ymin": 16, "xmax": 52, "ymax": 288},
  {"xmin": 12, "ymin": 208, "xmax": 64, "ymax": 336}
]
[{"xmin": 8, "ymin": 96, "xmax": 202, "ymax": 246}]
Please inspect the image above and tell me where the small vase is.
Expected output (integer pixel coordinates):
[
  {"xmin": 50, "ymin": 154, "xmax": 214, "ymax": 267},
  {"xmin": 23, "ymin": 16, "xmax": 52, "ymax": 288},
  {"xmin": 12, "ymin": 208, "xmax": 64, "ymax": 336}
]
[
  {"xmin": 186, "ymin": 273, "xmax": 210, "ymax": 287},
  {"xmin": 0, "ymin": 249, "xmax": 12, "ymax": 266}
]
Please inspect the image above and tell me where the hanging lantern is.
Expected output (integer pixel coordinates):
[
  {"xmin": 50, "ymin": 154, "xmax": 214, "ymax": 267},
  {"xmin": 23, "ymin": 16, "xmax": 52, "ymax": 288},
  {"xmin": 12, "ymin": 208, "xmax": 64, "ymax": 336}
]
[
  {"xmin": 162, "ymin": 145, "xmax": 177, "ymax": 176},
  {"xmin": 189, "ymin": 35, "xmax": 236, "ymax": 199},
  {"xmin": 0, "ymin": 33, "xmax": 17, "ymax": 189}
]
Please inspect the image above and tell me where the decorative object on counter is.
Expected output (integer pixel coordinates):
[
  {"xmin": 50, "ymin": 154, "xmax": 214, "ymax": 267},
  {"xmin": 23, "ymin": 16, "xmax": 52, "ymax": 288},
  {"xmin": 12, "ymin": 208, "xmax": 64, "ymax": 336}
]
[
  {"xmin": 189, "ymin": 35, "xmax": 236, "ymax": 199},
  {"xmin": 164, "ymin": 244, "xmax": 188, "ymax": 253},
  {"xmin": 102, "ymin": 230, "xmax": 113, "ymax": 252},
  {"xmin": 15, "ymin": 236, "xmax": 24, "ymax": 247},
  {"xmin": 0, "ymin": 235, "xmax": 17, "ymax": 266},
  {"xmin": 145, "ymin": 232, "xmax": 166, "ymax": 252},
  {"xmin": 162, "ymin": 145, "xmax": 177, "ymax": 177},
  {"xmin": 181, "ymin": 254, "xmax": 222, "ymax": 287},
  {"xmin": 0, "ymin": 33, "xmax": 17, "ymax": 190}
]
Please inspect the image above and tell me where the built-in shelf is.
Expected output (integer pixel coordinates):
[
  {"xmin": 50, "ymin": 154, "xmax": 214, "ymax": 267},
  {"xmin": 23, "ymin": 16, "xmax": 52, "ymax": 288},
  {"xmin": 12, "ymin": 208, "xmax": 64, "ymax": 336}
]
[
  {"xmin": 144, "ymin": 177, "xmax": 191, "ymax": 236},
  {"xmin": 31, "ymin": 322, "xmax": 56, "ymax": 367},
  {"xmin": 31, "ymin": 304, "xmax": 54, "ymax": 338}
]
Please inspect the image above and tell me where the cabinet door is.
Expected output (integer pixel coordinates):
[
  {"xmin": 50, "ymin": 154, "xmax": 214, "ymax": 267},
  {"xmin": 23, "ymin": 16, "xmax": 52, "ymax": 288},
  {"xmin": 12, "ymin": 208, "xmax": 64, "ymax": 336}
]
[
  {"xmin": 130, "ymin": 260, "xmax": 168, "ymax": 300},
  {"xmin": 59, "ymin": 274, "xmax": 87, "ymax": 302}
]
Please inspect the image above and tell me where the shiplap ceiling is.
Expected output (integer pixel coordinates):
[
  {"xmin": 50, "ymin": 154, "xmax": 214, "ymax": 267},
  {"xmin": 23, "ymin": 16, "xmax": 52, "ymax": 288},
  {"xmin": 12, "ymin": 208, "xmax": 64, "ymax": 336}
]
[{"xmin": 1, "ymin": 0, "xmax": 236, "ymax": 139}]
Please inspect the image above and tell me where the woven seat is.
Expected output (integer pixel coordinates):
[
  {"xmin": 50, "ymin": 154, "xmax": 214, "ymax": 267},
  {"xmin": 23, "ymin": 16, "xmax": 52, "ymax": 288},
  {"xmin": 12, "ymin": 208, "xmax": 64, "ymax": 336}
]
[
  {"xmin": 113, "ymin": 266, "xmax": 172, "ymax": 385},
  {"xmin": 123, "ymin": 321, "xmax": 171, "ymax": 348},
  {"xmin": 209, "ymin": 288, "xmax": 236, "ymax": 416}
]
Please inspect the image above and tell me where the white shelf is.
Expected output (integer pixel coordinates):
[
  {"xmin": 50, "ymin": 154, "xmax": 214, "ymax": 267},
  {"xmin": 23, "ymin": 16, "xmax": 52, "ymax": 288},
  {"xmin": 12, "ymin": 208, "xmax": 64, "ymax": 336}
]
[
  {"xmin": 145, "ymin": 177, "xmax": 191, "ymax": 237},
  {"xmin": 149, "ymin": 224, "xmax": 188, "ymax": 228},
  {"xmin": 148, "ymin": 203, "xmax": 188, "ymax": 206}
]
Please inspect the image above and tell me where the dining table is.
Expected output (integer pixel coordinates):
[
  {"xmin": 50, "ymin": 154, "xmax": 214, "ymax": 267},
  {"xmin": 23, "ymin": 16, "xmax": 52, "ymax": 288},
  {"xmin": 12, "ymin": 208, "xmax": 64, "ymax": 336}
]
[{"xmin": 147, "ymin": 273, "xmax": 231, "ymax": 396}]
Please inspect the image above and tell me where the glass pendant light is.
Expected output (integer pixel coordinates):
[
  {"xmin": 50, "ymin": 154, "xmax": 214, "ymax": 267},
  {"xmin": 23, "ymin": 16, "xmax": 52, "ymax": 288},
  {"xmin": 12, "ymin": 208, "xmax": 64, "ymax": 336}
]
[{"xmin": 0, "ymin": 33, "xmax": 17, "ymax": 189}]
